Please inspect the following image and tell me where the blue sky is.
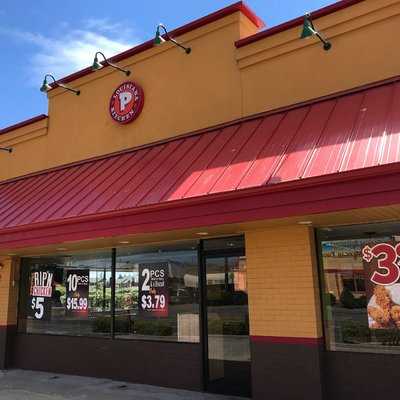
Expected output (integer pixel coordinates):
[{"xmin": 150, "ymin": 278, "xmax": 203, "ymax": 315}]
[{"xmin": 0, "ymin": 0, "xmax": 333, "ymax": 129}]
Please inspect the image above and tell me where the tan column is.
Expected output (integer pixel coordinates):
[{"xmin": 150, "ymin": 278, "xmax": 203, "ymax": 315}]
[
  {"xmin": 0, "ymin": 257, "xmax": 19, "ymax": 369},
  {"xmin": 246, "ymin": 225, "xmax": 322, "ymax": 339},
  {"xmin": 245, "ymin": 225, "xmax": 324, "ymax": 400}
]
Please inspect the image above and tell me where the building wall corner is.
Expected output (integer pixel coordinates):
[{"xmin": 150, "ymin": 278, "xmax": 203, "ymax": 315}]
[
  {"xmin": 0, "ymin": 257, "xmax": 20, "ymax": 369},
  {"xmin": 245, "ymin": 225, "xmax": 325, "ymax": 399}
]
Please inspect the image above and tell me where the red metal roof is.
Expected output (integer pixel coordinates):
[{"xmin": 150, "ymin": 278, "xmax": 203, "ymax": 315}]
[{"xmin": 1, "ymin": 77, "xmax": 400, "ymax": 233}]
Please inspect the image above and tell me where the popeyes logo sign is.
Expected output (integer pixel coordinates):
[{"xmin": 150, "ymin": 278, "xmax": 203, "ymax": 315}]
[
  {"xmin": 109, "ymin": 81, "xmax": 144, "ymax": 124},
  {"xmin": 363, "ymin": 243, "xmax": 400, "ymax": 285}
]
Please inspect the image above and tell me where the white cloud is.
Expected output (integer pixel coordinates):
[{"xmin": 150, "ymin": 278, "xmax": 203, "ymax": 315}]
[{"xmin": 0, "ymin": 19, "xmax": 140, "ymax": 85}]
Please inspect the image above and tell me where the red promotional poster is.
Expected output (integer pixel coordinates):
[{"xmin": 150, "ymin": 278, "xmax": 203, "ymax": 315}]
[
  {"xmin": 28, "ymin": 268, "xmax": 54, "ymax": 321},
  {"xmin": 139, "ymin": 262, "xmax": 169, "ymax": 318},
  {"xmin": 362, "ymin": 242, "xmax": 400, "ymax": 329},
  {"xmin": 65, "ymin": 269, "xmax": 90, "ymax": 317}
]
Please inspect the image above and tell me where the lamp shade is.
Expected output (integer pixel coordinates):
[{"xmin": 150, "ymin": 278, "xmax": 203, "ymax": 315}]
[
  {"xmin": 154, "ymin": 27, "xmax": 166, "ymax": 45},
  {"xmin": 91, "ymin": 56, "xmax": 103, "ymax": 71},
  {"xmin": 40, "ymin": 80, "xmax": 52, "ymax": 93},
  {"xmin": 301, "ymin": 18, "xmax": 316, "ymax": 39}
]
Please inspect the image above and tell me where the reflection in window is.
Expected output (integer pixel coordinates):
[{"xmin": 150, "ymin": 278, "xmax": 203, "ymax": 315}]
[
  {"xmin": 206, "ymin": 256, "xmax": 250, "ymax": 362},
  {"xmin": 319, "ymin": 223, "xmax": 400, "ymax": 354},
  {"xmin": 113, "ymin": 242, "xmax": 200, "ymax": 342}
]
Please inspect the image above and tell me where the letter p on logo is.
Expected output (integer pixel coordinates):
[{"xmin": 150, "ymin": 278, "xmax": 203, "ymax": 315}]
[{"xmin": 119, "ymin": 92, "xmax": 133, "ymax": 112}]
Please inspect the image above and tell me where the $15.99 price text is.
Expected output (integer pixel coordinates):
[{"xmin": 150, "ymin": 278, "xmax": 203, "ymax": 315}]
[{"xmin": 66, "ymin": 297, "xmax": 88, "ymax": 311}]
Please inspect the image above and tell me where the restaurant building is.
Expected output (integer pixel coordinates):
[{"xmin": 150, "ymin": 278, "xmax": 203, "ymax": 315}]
[{"xmin": 1, "ymin": 0, "xmax": 400, "ymax": 398}]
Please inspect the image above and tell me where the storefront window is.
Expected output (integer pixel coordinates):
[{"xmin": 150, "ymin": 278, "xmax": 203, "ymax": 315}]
[
  {"xmin": 318, "ymin": 222, "xmax": 400, "ymax": 354},
  {"xmin": 114, "ymin": 242, "xmax": 200, "ymax": 342},
  {"xmin": 18, "ymin": 242, "xmax": 200, "ymax": 343},
  {"xmin": 18, "ymin": 251, "xmax": 112, "ymax": 337}
]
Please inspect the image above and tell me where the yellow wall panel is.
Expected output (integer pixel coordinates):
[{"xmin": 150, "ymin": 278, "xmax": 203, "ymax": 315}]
[
  {"xmin": 0, "ymin": 257, "xmax": 19, "ymax": 326},
  {"xmin": 245, "ymin": 226, "xmax": 323, "ymax": 338}
]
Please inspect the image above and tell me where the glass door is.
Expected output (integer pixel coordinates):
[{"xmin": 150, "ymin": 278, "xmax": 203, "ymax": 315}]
[{"xmin": 203, "ymin": 242, "xmax": 251, "ymax": 397}]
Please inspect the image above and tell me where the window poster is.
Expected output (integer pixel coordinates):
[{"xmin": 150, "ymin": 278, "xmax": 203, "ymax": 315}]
[
  {"xmin": 138, "ymin": 262, "xmax": 169, "ymax": 318},
  {"xmin": 65, "ymin": 269, "xmax": 89, "ymax": 317},
  {"xmin": 28, "ymin": 267, "xmax": 54, "ymax": 321},
  {"xmin": 363, "ymin": 242, "xmax": 400, "ymax": 329}
]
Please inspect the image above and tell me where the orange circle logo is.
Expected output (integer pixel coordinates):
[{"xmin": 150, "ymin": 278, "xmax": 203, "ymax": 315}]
[{"xmin": 109, "ymin": 81, "xmax": 144, "ymax": 124}]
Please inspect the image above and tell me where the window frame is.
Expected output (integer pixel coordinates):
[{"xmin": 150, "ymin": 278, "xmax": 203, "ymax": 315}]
[
  {"xmin": 316, "ymin": 222, "xmax": 400, "ymax": 355},
  {"xmin": 17, "ymin": 240, "xmax": 205, "ymax": 344},
  {"xmin": 113, "ymin": 245, "xmax": 200, "ymax": 343},
  {"xmin": 17, "ymin": 252, "xmax": 114, "ymax": 339}
]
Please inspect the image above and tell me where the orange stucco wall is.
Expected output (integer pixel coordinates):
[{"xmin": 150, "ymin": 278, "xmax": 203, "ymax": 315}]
[
  {"xmin": 1, "ymin": 0, "xmax": 400, "ymax": 183},
  {"xmin": 0, "ymin": 11, "xmax": 254, "ymax": 182},
  {"xmin": 238, "ymin": 0, "xmax": 400, "ymax": 115},
  {"xmin": 0, "ymin": 257, "xmax": 19, "ymax": 327}
]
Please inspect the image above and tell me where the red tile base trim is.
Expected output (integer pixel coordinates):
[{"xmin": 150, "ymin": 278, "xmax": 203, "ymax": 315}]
[{"xmin": 251, "ymin": 335, "xmax": 324, "ymax": 346}]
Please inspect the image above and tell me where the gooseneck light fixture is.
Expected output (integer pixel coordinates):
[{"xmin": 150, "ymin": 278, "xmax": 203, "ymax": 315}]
[
  {"xmin": 91, "ymin": 52, "xmax": 131, "ymax": 76},
  {"xmin": 40, "ymin": 74, "xmax": 80, "ymax": 95},
  {"xmin": 154, "ymin": 24, "xmax": 191, "ymax": 54},
  {"xmin": 301, "ymin": 13, "xmax": 332, "ymax": 51},
  {"xmin": 0, "ymin": 147, "xmax": 12, "ymax": 153}
]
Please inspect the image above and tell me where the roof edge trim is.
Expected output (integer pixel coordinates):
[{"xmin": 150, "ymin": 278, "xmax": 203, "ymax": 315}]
[
  {"xmin": 235, "ymin": 0, "xmax": 365, "ymax": 48},
  {"xmin": 0, "ymin": 114, "xmax": 48, "ymax": 136},
  {"xmin": 55, "ymin": 2, "xmax": 264, "ymax": 87}
]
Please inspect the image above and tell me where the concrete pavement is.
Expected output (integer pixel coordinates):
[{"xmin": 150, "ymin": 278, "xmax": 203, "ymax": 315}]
[{"xmin": 0, "ymin": 370, "xmax": 247, "ymax": 400}]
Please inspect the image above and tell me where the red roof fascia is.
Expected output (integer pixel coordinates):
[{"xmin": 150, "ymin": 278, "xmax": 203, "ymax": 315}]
[
  {"xmin": 55, "ymin": 2, "xmax": 264, "ymax": 87},
  {"xmin": 1, "ymin": 161, "xmax": 400, "ymax": 249},
  {"xmin": 0, "ymin": 114, "xmax": 48, "ymax": 136},
  {"xmin": 235, "ymin": 0, "xmax": 365, "ymax": 48},
  {"xmin": 250, "ymin": 336, "xmax": 323, "ymax": 346}
]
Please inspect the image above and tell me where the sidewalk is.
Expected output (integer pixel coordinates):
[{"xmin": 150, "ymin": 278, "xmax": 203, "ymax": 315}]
[{"xmin": 0, "ymin": 370, "xmax": 247, "ymax": 400}]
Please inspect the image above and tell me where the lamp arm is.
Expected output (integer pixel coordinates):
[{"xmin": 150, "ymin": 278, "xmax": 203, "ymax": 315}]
[
  {"xmin": 58, "ymin": 83, "xmax": 80, "ymax": 95},
  {"xmin": 314, "ymin": 30, "xmax": 332, "ymax": 50},
  {"xmin": 169, "ymin": 37, "xmax": 191, "ymax": 53},
  {"xmin": 158, "ymin": 24, "xmax": 191, "ymax": 54},
  {"xmin": 158, "ymin": 24, "xmax": 168, "ymax": 37},
  {"xmin": 305, "ymin": 14, "xmax": 331, "ymax": 51},
  {"xmin": 108, "ymin": 63, "xmax": 131, "ymax": 76},
  {"xmin": 95, "ymin": 51, "xmax": 107, "ymax": 62},
  {"xmin": 309, "ymin": 17, "xmax": 316, "ymax": 32},
  {"xmin": 95, "ymin": 51, "xmax": 130, "ymax": 76},
  {"xmin": 315, "ymin": 31, "xmax": 327, "ymax": 44},
  {"xmin": 44, "ymin": 74, "xmax": 57, "ymax": 84}
]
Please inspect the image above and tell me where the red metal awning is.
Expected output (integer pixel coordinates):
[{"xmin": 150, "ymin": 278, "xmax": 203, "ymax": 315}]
[{"xmin": 1, "ymin": 77, "xmax": 400, "ymax": 248}]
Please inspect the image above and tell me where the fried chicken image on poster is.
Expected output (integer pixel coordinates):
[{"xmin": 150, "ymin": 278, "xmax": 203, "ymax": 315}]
[{"xmin": 362, "ymin": 242, "xmax": 400, "ymax": 329}]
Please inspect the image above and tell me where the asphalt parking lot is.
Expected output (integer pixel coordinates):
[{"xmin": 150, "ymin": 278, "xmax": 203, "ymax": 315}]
[{"xmin": 0, "ymin": 370, "xmax": 247, "ymax": 400}]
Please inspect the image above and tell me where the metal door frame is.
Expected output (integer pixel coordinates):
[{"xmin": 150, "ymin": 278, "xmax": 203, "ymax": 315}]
[{"xmin": 198, "ymin": 237, "xmax": 246, "ymax": 394}]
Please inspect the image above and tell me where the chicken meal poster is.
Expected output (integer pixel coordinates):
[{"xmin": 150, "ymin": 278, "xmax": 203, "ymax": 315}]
[
  {"xmin": 362, "ymin": 242, "xmax": 400, "ymax": 329},
  {"xmin": 28, "ymin": 267, "xmax": 54, "ymax": 321},
  {"xmin": 138, "ymin": 262, "xmax": 169, "ymax": 318}
]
